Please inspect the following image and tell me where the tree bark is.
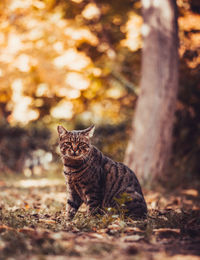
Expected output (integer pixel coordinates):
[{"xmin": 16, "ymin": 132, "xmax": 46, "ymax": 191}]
[{"xmin": 124, "ymin": 0, "xmax": 179, "ymax": 184}]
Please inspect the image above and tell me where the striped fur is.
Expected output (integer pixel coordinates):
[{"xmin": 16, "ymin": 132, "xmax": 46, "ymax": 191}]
[{"xmin": 57, "ymin": 125, "xmax": 147, "ymax": 220}]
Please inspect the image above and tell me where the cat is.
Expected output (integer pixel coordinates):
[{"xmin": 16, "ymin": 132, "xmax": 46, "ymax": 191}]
[{"xmin": 57, "ymin": 125, "xmax": 147, "ymax": 220}]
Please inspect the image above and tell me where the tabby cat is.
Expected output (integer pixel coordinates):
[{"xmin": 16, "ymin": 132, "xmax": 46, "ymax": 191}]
[{"xmin": 57, "ymin": 125, "xmax": 147, "ymax": 220}]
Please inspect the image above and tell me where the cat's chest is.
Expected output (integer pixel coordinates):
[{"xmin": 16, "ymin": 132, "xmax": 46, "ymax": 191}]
[
  {"xmin": 75, "ymin": 182, "xmax": 86, "ymax": 199},
  {"xmin": 69, "ymin": 172, "xmax": 102, "ymax": 202},
  {"xmin": 70, "ymin": 179, "xmax": 89, "ymax": 201}
]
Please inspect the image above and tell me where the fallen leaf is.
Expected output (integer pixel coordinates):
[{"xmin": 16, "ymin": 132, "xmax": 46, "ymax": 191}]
[
  {"xmin": 18, "ymin": 227, "xmax": 36, "ymax": 235},
  {"xmin": 39, "ymin": 219, "xmax": 56, "ymax": 224},
  {"xmin": 124, "ymin": 227, "xmax": 143, "ymax": 233},
  {"xmin": 182, "ymin": 189, "xmax": 198, "ymax": 197},
  {"xmin": 108, "ymin": 223, "xmax": 122, "ymax": 230},
  {"xmin": 153, "ymin": 228, "xmax": 180, "ymax": 233},
  {"xmin": 0, "ymin": 225, "xmax": 14, "ymax": 233},
  {"xmin": 153, "ymin": 228, "xmax": 180, "ymax": 239},
  {"xmin": 87, "ymin": 232, "xmax": 106, "ymax": 239},
  {"xmin": 121, "ymin": 234, "xmax": 144, "ymax": 242}
]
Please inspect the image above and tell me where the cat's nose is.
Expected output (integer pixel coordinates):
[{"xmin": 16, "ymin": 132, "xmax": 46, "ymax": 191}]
[
  {"xmin": 72, "ymin": 148, "xmax": 79, "ymax": 156},
  {"xmin": 72, "ymin": 151, "xmax": 79, "ymax": 156},
  {"xmin": 71, "ymin": 145, "xmax": 77, "ymax": 152}
]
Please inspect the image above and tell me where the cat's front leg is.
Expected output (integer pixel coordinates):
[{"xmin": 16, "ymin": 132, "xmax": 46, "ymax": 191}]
[
  {"xmin": 86, "ymin": 202, "xmax": 100, "ymax": 216},
  {"xmin": 66, "ymin": 184, "xmax": 82, "ymax": 220},
  {"xmin": 84, "ymin": 189, "xmax": 102, "ymax": 216},
  {"xmin": 66, "ymin": 201, "xmax": 79, "ymax": 220}
]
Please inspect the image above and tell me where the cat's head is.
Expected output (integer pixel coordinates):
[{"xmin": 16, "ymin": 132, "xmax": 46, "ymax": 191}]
[{"xmin": 57, "ymin": 125, "xmax": 95, "ymax": 160}]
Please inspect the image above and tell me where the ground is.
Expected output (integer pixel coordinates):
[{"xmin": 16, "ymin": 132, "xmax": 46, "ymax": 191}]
[{"xmin": 0, "ymin": 176, "xmax": 200, "ymax": 260}]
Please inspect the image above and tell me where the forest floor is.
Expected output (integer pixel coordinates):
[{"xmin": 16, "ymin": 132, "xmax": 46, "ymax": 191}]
[{"xmin": 0, "ymin": 175, "xmax": 200, "ymax": 260}]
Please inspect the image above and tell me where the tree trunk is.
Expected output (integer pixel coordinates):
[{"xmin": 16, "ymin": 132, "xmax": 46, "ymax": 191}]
[{"xmin": 125, "ymin": 0, "xmax": 179, "ymax": 184}]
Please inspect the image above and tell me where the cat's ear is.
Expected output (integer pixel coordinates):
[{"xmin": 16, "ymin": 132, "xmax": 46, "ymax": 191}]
[
  {"xmin": 82, "ymin": 125, "xmax": 95, "ymax": 138},
  {"xmin": 57, "ymin": 125, "xmax": 68, "ymax": 137}
]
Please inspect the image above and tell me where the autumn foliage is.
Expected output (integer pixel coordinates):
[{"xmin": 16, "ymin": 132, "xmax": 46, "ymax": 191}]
[
  {"xmin": 0, "ymin": 0, "xmax": 199, "ymax": 178},
  {"xmin": 0, "ymin": 1, "xmax": 200, "ymax": 259}
]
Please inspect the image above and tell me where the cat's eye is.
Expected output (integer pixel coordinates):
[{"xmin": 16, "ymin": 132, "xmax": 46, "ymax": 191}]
[{"xmin": 79, "ymin": 142, "xmax": 88, "ymax": 148}]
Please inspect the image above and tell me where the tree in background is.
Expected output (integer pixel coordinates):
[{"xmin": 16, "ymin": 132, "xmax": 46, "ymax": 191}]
[
  {"xmin": 0, "ymin": 0, "xmax": 199, "ymax": 178},
  {"xmin": 125, "ymin": 0, "xmax": 179, "ymax": 184}
]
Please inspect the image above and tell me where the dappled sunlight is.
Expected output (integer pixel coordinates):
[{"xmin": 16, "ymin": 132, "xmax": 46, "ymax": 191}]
[
  {"xmin": 55, "ymin": 87, "xmax": 81, "ymax": 99},
  {"xmin": 178, "ymin": 12, "xmax": 200, "ymax": 68},
  {"xmin": 71, "ymin": 0, "xmax": 83, "ymax": 3},
  {"xmin": 179, "ymin": 12, "xmax": 200, "ymax": 31},
  {"xmin": 1, "ymin": 0, "xmax": 183, "ymax": 126},
  {"xmin": 106, "ymin": 85, "xmax": 126, "ymax": 99},
  {"xmin": 89, "ymin": 100, "xmax": 121, "ymax": 124},
  {"xmin": 14, "ymin": 54, "xmax": 32, "ymax": 72},
  {"xmin": 82, "ymin": 3, "xmax": 100, "ymax": 20},
  {"xmin": 65, "ymin": 72, "xmax": 90, "ymax": 90},
  {"xmin": 121, "ymin": 12, "xmax": 143, "ymax": 51},
  {"xmin": 53, "ymin": 49, "xmax": 91, "ymax": 70},
  {"xmin": 36, "ymin": 83, "xmax": 50, "ymax": 97},
  {"xmin": 50, "ymin": 100, "xmax": 73, "ymax": 119},
  {"xmin": 0, "ymin": 33, "xmax": 23, "ymax": 63},
  {"xmin": 15, "ymin": 178, "xmax": 64, "ymax": 188},
  {"xmin": 0, "ymin": 0, "xmax": 103, "ymax": 124},
  {"xmin": 142, "ymin": 0, "xmax": 151, "ymax": 9},
  {"xmin": 9, "ymin": 79, "xmax": 39, "ymax": 124},
  {"xmin": 64, "ymin": 27, "xmax": 98, "ymax": 46},
  {"xmin": 8, "ymin": 0, "xmax": 33, "ymax": 11}
]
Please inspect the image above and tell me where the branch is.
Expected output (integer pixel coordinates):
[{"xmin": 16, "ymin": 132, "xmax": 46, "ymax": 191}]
[{"xmin": 111, "ymin": 70, "xmax": 138, "ymax": 95}]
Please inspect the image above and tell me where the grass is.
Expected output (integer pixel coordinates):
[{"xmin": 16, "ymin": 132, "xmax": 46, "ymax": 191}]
[{"xmin": 0, "ymin": 176, "xmax": 200, "ymax": 259}]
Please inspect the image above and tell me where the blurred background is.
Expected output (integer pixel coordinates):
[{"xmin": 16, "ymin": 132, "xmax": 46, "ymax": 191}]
[{"xmin": 0, "ymin": 0, "xmax": 199, "ymax": 181}]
